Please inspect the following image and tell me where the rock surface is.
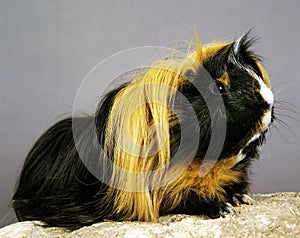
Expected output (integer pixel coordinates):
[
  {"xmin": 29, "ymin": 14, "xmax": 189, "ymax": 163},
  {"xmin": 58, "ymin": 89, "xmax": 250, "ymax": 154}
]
[{"xmin": 0, "ymin": 192, "xmax": 299, "ymax": 238}]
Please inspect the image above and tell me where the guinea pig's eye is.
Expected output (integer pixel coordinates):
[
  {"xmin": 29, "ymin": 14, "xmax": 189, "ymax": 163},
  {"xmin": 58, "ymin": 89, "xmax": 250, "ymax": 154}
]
[{"xmin": 210, "ymin": 82, "xmax": 227, "ymax": 94}]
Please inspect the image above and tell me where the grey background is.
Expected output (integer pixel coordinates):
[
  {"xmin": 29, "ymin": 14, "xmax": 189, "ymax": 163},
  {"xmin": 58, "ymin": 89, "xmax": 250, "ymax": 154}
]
[{"xmin": 1, "ymin": 0, "xmax": 299, "ymax": 227}]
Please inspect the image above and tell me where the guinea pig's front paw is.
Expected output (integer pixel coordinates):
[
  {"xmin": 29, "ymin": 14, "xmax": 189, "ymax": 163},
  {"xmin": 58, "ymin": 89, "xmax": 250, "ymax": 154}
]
[
  {"xmin": 207, "ymin": 202, "xmax": 235, "ymax": 219},
  {"xmin": 232, "ymin": 193, "xmax": 255, "ymax": 206}
]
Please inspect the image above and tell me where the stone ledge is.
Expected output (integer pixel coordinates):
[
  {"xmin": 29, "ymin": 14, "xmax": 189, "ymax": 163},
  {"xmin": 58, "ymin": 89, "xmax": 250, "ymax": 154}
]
[{"xmin": 0, "ymin": 192, "xmax": 299, "ymax": 238}]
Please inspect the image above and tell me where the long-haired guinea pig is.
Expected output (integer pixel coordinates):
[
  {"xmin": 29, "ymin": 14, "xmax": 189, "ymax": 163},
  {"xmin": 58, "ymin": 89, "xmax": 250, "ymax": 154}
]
[{"xmin": 12, "ymin": 32, "xmax": 274, "ymax": 229}]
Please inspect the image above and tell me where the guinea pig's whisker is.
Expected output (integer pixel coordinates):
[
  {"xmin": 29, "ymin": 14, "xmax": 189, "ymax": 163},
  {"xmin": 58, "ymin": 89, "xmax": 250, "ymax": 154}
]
[
  {"xmin": 272, "ymin": 111, "xmax": 295, "ymax": 140},
  {"xmin": 275, "ymin": 100, "xmax": 298, "ymax": 110},
  {"xmin": 275, "ymin": 112, "xmax": 300, "ymax": 124},
  {"xmin": 270, "ymin": 124, "xmax": 289, "ymax": 143},
  {"xmin": 271, "ymin": 81, "xmax": 292, "ymax": 95}
]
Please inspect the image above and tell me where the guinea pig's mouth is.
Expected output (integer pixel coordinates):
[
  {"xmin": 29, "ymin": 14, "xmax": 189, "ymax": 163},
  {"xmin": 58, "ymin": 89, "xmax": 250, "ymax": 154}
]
[{"xmin": 246, "ymin": 109, "xmax": 273, "ymax": 146}]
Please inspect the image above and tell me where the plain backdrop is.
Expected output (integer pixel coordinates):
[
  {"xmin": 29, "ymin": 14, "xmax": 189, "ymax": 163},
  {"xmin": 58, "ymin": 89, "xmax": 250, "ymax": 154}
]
[{"xmin": 1, "ymin": 0, "xmax": 299, "ymax": 227}]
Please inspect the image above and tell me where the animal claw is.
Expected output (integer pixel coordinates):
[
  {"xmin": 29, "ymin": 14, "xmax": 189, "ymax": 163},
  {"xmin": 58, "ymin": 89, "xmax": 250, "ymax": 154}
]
[{"xmin": 233, "ymin": 194, "xmax": 254, "ymax": 206}]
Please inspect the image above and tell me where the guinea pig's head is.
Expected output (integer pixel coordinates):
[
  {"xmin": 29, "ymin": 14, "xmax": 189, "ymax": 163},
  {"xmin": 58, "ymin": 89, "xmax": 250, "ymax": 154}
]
[{"xmin": 181, "ymin": 33, "xmax": 274, "ymax": 158}]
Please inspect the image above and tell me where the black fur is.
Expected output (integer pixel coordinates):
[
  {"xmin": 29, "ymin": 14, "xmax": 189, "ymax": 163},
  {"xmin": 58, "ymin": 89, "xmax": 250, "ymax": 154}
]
[{"xmin": 12, "ymin": 35, "xmax": 273, "ymax": 229}]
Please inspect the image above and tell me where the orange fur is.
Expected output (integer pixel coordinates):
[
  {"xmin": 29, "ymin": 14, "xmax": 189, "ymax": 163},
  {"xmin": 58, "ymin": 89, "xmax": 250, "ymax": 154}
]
[
  {"xmin": 161, "ymin": 155, "xmax": 241, "ymax": 213},
  {"xmin": 102, "ymin": 38, "xmax": 259, "ymax": 222},
  {"xmin": 219, "ymin": 68, "xmax": 231, "ymax": 88},
  {"xmin": 191, "ymin": 41, "xmax": 231, "ymax": 64}
]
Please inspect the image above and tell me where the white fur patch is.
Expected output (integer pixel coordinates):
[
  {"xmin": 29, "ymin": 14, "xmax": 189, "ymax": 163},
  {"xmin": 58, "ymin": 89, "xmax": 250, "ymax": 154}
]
[
  {"xmin": 233, "ymin": 34, "xmax": 244, "ymax": 55},
  {"xmin": 257, "ymin": 77, "xmax": 274, "ymax": 106},
  {"xmin": 243, "ymin": 67, "xmax": 274, "ymax": 107},
  {"xmin": 233, "ymin": 34, "xmax": 246, "ymax": 55},
  {"xmin": 262, "ymin": 110, "xmax": 272, "ymax": 131},
  {"xmin": 247, "ymin": 133, "xmax": 261, "ymax": 145},
  {"xmin": 235, "ymin": 150, "xmax": 247, "ymax": 163}
]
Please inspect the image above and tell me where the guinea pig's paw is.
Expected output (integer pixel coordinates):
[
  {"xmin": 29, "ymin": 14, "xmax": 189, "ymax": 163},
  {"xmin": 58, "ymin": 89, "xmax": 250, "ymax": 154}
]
[
  {"xmin": 219, "ymin": 202, "xmax": 235, "ymax": 217},
  {"xmin": 232, "ymin": 193, "xmax": 255, "ymax": 206},
  {"xmin": 208, "ymin": 202, "xmax": 235, "ymax": 218}
]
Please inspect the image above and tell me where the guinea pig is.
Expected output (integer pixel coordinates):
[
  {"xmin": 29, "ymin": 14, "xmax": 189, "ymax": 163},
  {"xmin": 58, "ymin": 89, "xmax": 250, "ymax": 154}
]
[{"xmin": 12, "ymin": 32, "xmax": 274, "ymax": 229}]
